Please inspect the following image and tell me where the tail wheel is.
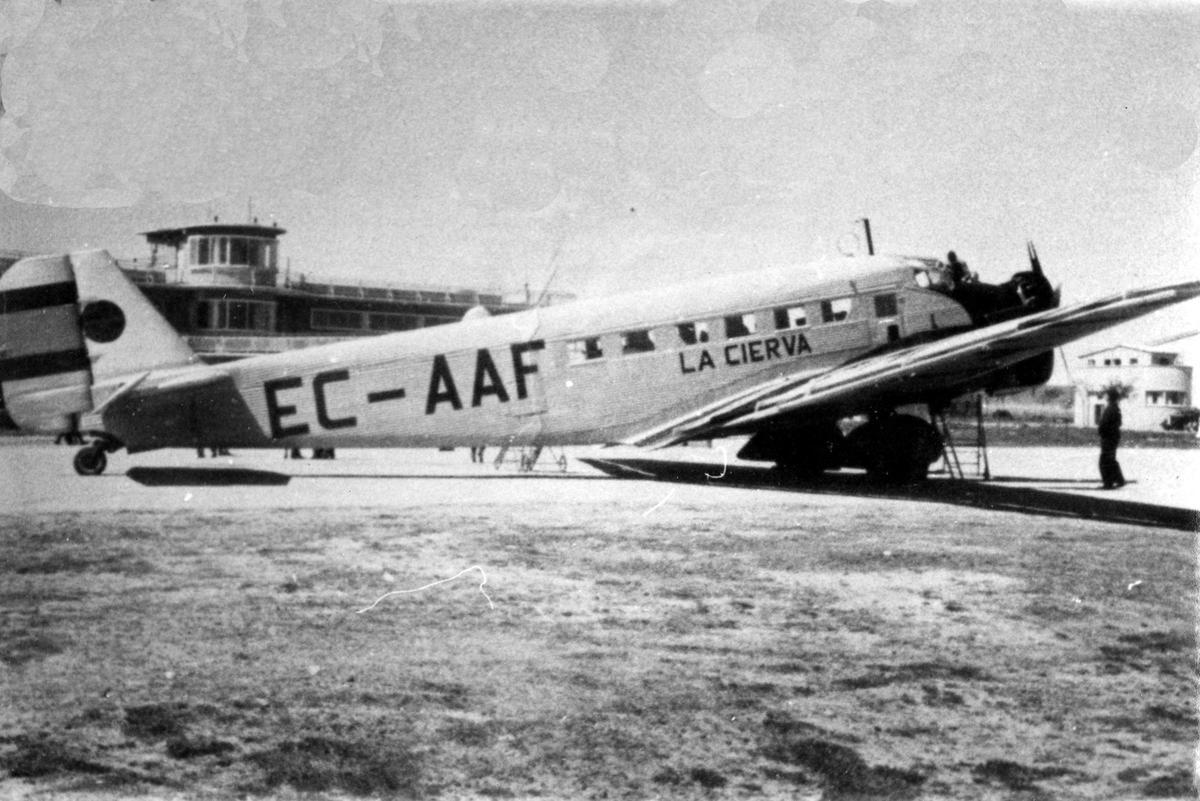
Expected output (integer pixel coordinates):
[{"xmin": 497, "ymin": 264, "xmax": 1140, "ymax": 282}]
[{"xmin": 73, "ymin": 444, "xmax": 107, "ymax": 476}]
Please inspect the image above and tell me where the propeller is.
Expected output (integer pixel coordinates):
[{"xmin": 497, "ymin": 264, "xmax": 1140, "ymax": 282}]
[
  {"xmin": 1026, "ymin": 240, "xmax": 1044, "ymax": 276},
  {"xmin": 1023, "ymin": 241, "xmax": 1059, "ymax": 309}
]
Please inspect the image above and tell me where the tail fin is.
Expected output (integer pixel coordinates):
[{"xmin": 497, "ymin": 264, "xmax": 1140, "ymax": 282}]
[
  {"xmin": 0, "ymin": 254, "xmax": 93, "ymax": 433},
  {"xmin": 0, "ymin": 250, "xmax": 196, "ymax": 433},
  {"xmin": 70, "ymin": 250, "xmax": 196, "ymax": 380}
]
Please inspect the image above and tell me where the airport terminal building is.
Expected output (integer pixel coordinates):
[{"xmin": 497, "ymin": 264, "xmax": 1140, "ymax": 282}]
[
  {"xmin": 3, "ymin": 223, "xmax": 543, "ymax": 365},
  {"xmin": 114, "ymin": 222, "xmax": 544, "ymax": 363},
  {"xmin": 1072, "ymin": 345, "xmax": 1194, "ymax": 430}
]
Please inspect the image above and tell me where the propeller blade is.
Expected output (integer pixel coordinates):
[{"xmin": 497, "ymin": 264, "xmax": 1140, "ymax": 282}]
[{"xmin": 1027, "ymin": 241, "xmax": 1044, "ymax": 276}]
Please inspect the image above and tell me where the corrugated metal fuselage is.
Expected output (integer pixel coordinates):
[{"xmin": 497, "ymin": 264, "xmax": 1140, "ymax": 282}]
[{"xmin": 102, "ymin": 257, "xmax": 973, "ymax": 452}]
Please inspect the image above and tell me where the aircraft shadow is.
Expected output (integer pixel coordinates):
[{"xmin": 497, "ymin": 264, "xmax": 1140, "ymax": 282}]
[
  {"xmin": 121, "ymin": 468, "xmax": 608, "ymax": 485},
  {"xmin": 579, "ymin": 458, "xmax": 1198, "ymax": 533},
  {"xmin": 126, "ymin": 467, "xmax": 292, "ymax": 486}
]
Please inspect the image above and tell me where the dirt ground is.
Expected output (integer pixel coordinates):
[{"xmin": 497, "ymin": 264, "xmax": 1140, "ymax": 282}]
[{"xmin": 0, "ymin": 444, "xmax": 1196, "ymax": 799}]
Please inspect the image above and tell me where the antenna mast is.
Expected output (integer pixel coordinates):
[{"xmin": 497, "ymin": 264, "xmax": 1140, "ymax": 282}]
[{"xmin": 858, "ymin": 218, "xmax": 875, "ymax": 255}]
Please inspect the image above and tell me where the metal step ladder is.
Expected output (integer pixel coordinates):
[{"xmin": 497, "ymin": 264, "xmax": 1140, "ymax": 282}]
[
  {"xmin": 932, "ymin": 395, "xmax": 991, "ymax": 480},
  {"xmin": 492, "ymin": 444, "xmax": 569, "ymax": 473}
]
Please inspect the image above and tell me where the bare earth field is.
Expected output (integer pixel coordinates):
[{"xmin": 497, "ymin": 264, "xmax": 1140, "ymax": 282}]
[{"xmin": 0, "ymin": 443, "xmax": 1196, "ymax": 800}]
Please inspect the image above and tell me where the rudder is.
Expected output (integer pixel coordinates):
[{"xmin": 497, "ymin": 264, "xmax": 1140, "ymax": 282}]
[
  {"xmin": 0, "ymin": 255, "xmax": 93, "ymax": 434},
  {"xmin": 0, "ymin": 249, "xmax": 198, "ymax": 435}
]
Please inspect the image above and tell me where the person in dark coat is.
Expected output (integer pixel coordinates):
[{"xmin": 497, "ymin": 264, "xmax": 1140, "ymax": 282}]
[
  {"xmin": 946, "ymin": 251, "xmax": 970, "ymax": 286},
  {"xmin": 1098, "ymin": 388, "xmax": 1126, "ymax": 489}
]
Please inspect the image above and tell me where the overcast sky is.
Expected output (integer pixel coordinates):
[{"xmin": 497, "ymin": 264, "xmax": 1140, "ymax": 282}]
[{"xmin": 1, "ymin": 0, "xmax": 1197, "ymax": 351}]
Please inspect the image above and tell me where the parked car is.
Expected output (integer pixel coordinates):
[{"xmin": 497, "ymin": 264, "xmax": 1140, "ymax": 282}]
[{"xmin": 1161, "ymin": 407, "xmax": 1199, "ymax": 432}]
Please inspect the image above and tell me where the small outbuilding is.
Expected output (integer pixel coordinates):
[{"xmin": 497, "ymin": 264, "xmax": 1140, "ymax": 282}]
[{"xmin": 1072, "ymin": 345, "xmax": 1193, "ymax": 430}]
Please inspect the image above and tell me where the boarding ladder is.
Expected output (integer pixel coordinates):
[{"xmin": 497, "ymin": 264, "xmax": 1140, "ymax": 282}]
[
  {"xmin": 932, "ymin": 395, "xmax": 991, "ymax": 480},
  {"xmin": 492, "ymin": 444, "xmax": 570, "ymax": 473}
]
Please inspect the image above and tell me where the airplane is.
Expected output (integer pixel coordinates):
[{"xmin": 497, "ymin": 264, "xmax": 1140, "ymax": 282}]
[{"xmin": 1, "ymin": 244, "xmax": 1197, "ymax": 481}]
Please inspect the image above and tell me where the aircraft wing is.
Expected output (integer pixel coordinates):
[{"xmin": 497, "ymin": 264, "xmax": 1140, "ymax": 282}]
[{"xmin": 624, "ymin": 280, "xmax": 1200, "ymax": 448}]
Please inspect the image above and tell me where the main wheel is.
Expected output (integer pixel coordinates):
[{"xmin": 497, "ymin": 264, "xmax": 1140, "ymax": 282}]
[
  {"xmin": 73, "ymin": 445, "xmax": 107, "ymax": 476},
  {"xmin": 847, "ymin": 414, "xmax": 943, "ymax": 483}
]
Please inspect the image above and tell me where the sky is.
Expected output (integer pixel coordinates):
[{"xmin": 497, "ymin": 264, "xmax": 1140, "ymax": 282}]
[{"xmin": 0, "ymin": 0, "xmax": 1197, "ymax": 360}]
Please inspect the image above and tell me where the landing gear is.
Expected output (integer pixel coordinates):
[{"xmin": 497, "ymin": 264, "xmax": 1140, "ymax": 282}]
[
  {"xmin": 73, "ymin": 444, "xmax": 107, "ymax": 476},
  {"xmin": 72, "ymin": 436, "xmax": 121, "ymax": 476},
  {"xmin": 845, "ymin": 413, "xmax": 943, "ymax": 483}
]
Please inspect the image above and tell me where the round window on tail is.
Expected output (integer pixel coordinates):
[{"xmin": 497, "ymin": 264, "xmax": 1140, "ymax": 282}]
[{"xmin": 80, "ymin": 300, "xmax": 126, "ymax": 343}]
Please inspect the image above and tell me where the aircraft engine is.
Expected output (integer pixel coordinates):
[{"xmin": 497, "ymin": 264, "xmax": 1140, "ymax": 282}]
[{"xmin": 736, "ymin": 422, "xmax": 844, "ymax": 476}]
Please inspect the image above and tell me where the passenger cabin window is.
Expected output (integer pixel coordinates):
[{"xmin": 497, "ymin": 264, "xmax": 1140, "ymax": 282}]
[
  {"xmin": 821, "ymin": 298, "xmax": 852, "ymax": 323},
  {"xmin": 873, "ymin": 294, "xmax": 898, "ymax": 318},
  {"xmin": 677, "ymin": 321, "xmax": 711, "ymax": 345},
  {"xmin": 621, "ymin": 329, "xmax": 655, "ymax": 354},
  {"xmin": 724, "ymin": 313, "xmax": 757, "ymax": 339},
  {"xmin": 567, "ymin": 337, "xmax": 604, "ymax": 364},
  {"xmin": 774, "ymin": 305, "xmax": 807, "ymax": 330}
]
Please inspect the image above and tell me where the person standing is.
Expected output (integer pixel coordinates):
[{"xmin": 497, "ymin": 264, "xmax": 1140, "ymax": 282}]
[
  {"xmin": 946, "ymin": 251, "xmax": 969, "ymax": 286},
  {"xmin": 1098, "ymin": 388, "xmax": 1126, "ymax": 489}
]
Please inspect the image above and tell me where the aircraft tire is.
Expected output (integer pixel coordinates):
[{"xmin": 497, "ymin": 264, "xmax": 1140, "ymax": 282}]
[
  {"xmin": 852, "ymin": 414, "xmax": 941, "ymax": 484},
  {"xmin": 73, "ymin": 445, "xmax": 107, "ymax": 476}
]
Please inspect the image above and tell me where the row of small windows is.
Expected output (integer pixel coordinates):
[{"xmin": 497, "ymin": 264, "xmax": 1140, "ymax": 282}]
[
  {"xmin": 195, "ymin": 299, "xmax": 275, "ymax": 332},
  {"xmin": 1146, "ymin": 391, "xmax": 1188, "ymax": 406},
  {"xmin": 193, "ymin": 301, "xmax": 463, "ymax": 333},
  {"xmin": 1089, "ymin": 389, "xmax": 1189, "ymax": 406},
  {"xmin": 189, "ymin": 236, "xmax": 278, "ymax": 269},
  {"xmin": 310, "ymin": 309, "xmax": 457, "ymax": 332},
  {"xmin": 568, "ymin": 294, "xmax": 897, "ymax": 364},
  {"xmin": 1086, "ymin": 355, "xmax": 1174, "ymax": 367}
]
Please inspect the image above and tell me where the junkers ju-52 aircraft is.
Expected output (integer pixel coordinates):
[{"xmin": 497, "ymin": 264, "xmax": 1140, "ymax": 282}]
[{"xmin": 1, "ymin": 244, "xmax": 1197, "ymax": 480}]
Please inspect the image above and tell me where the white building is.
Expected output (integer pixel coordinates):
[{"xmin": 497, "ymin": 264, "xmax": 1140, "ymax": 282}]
[{"xmin": 1072, "ymin": 345, "xmax": 1192, "ymax": 430}]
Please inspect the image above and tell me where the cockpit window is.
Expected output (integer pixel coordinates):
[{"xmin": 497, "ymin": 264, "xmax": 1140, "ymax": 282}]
[{"xmin": 914, "ymin": 266, "xmax": 952, "ymax": 291}]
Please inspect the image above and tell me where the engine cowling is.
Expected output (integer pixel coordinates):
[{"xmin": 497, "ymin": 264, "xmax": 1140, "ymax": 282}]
[{"xmin": 737, "ymin": 422, "xmax": 844, "ymax": 476}]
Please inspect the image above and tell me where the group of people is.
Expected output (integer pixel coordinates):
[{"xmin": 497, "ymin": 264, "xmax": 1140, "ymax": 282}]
[{"xmin": 285, "ymin": 447, "xmax": 336, "ymax": 459}]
